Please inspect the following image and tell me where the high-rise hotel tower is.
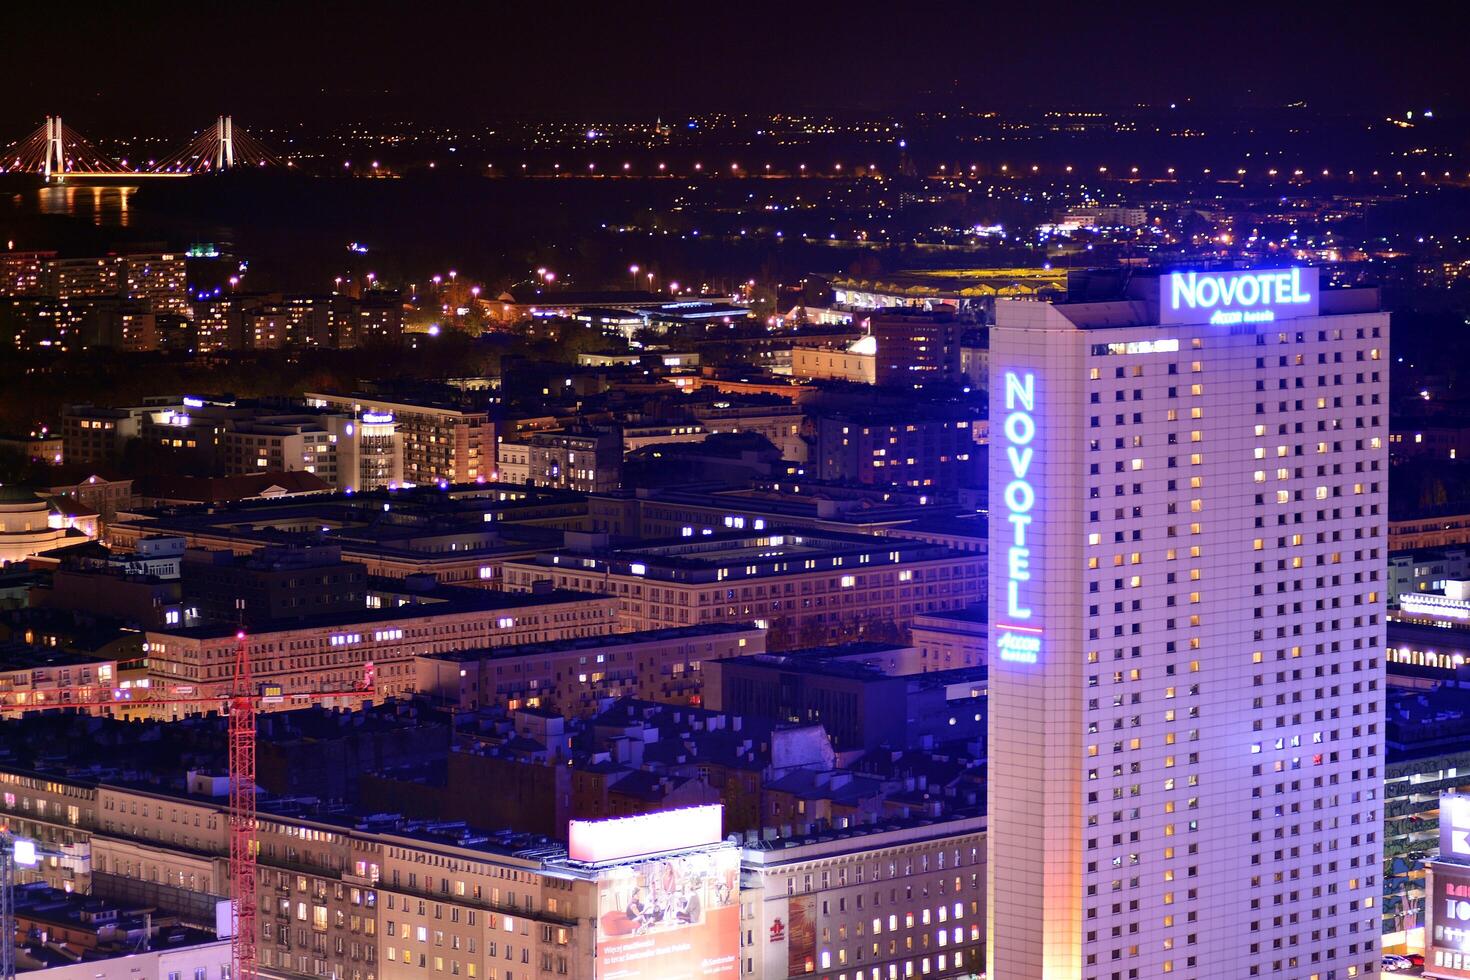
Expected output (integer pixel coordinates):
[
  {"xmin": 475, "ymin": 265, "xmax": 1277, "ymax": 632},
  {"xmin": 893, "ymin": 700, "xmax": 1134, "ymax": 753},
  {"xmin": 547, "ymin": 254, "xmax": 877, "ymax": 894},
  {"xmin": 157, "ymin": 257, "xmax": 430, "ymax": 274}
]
[{"xmin": 987, "ymin": 267, "xmax": 1387, "ymax": 979}]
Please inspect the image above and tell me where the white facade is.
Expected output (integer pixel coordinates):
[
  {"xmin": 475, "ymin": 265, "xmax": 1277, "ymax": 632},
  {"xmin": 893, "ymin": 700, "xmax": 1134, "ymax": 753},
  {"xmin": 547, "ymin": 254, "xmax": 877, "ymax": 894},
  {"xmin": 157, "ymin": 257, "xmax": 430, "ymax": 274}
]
[
  {"xmin": 16, "ymin": 940, "xmax": 230, "ymax": 980},
  {"xmin": 740, "ymin": 816, "xmax": 986, "ymax": 980},
  {"xmin": 987, "ymin": 269, "xmax": 1388, "ymax": 980}
]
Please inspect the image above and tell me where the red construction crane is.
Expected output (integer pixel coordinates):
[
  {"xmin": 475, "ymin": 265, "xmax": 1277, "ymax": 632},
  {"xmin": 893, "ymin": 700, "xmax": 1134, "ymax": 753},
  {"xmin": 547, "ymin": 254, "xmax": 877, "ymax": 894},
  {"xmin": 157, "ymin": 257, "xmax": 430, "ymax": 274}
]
[
  {"xmin": 0, "ymin": 628, "xmax": 375, "ymax": 980},
  {"xmin": 227, "ymin": 629, "xmax": 258, "ymax": 980}
]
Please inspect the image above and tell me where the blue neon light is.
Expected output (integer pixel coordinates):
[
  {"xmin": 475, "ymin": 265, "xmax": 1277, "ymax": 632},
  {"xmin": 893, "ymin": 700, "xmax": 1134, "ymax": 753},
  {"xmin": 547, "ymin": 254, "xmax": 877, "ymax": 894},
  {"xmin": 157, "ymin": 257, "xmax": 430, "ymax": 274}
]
[
  {"xmin": 1162, "ymin": 267, "xmax": 1318, "ymax": 326},
  {"xmin": 998, "ymin": 370, "xmax": 1040, "ymax": 665}
]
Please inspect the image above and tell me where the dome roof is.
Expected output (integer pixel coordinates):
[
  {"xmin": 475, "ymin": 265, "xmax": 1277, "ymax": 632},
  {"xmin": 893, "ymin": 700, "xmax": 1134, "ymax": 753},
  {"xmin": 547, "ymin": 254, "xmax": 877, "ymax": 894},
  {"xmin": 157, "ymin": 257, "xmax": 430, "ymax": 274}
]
[{"xmin": 0, "ymin": 485, "xmax": 41, "ymax": 504}]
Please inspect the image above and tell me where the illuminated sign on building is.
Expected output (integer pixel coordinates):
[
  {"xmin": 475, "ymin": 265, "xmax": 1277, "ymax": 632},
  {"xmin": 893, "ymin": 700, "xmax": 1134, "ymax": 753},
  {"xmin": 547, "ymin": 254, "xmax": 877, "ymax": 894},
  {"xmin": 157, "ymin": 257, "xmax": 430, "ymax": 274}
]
[
  {"xmin": 997, "ymin": 370, "xmax": 1041, "ymax": 665},
  {"xmin": 1161, "ymin": 267, "xmax": 1319, "ymax": 326},
  {"xmin": 1402, "ymin": 592, "xmax": 1470, "ymax": 621},
  {"xmin": 1431, "ymin": 796, "xmax": 1470, "ymax": 977},
  {"xmin": 360, "ymin": 412, "xmax": 395, "ymax": 425},
  {"xmin": 592, "ymin": 845, "xmax": 739, "ymax": 980},
  {"xmin": 569, "ymin": 805, "xmax": 724, "ymax": 864},
  {"xmin": 1432, "ymin": 863, "xmax": 1470, "ymax": 979},
  {"xmin": 1444, "ymin": 795, "xmax": 1470, "ymax": 858}
]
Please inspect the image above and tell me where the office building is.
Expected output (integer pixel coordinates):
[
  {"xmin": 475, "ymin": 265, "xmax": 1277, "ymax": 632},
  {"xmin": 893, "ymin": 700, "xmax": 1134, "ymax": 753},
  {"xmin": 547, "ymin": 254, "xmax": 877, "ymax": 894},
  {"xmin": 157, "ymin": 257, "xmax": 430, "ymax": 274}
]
[
  {"xmin": 500, "ymin": 528, "xmax": 985, "ymax": 650},
  {"xmin": 45, "ymin": 253, "xmax": 189, "ymax": 316},
  {"xmin": 143, "ymin": 579, "xmax": 618, "ymax": 706},
  {"xmin": 705, "ymin": 652, "xmax": 986, "ymax": 751},
  {"xmin": 6, "ymin": 884, "xmax": 230, "ymax": 980},
  {"xmin": 987, "ymin": 267, "xmax": 1388, "ymax": 979},
  {"xmin": 108, "ymin": 483, "xmax": 586, "ymax": 586},
  {"xmin": 739, "ymin": 813, "xmax": 987, "ymax": 980},
  {"xmin": 872, "ymin": 309, "xmax": 961, "ymax": 386},
  {"xmin": 220, "ymin": 412, "xmax": 403, "ymax": 492},
  {"xmin": 586, "ymin": 483, "xmax": 930, "ymax": 539},
  {"xmin": 792, "ymin": 335, "xmax": 878, "ymax": 385},
  {"xmin": 181, "ymin": 544, "xmax": 367, "ymax": 626},
  {"xmin": 0, "ymin": 757, "xmax": 741, "ymax": 980},
  {"xmin": 61, "ymin": 407, "xmax": 139, "ymax": 466},
  {"xmin": 1390, "ymin": 510, "xmax": 1470, "ymax": 552},
  {"xmin": 415, "ymin": 622, "xmax": 765, "ymax": 716},
  {"xmin": 0, "ymin": 250, "xmax": 53, "ymax": 296},
  {"xmin": 305, "ymin": 392, "xmax": 494, "ymax": 486},
  {"xmin": 524, "ymin": 429, "xmax": 622, "ymax": 493},
  {"xmin": 809, "ymin": 405, "xmax": 983, "ymax": 490},
  {"xmin": 1389, "ymin": 547, "xmax": 1470, "ymax": 610}
]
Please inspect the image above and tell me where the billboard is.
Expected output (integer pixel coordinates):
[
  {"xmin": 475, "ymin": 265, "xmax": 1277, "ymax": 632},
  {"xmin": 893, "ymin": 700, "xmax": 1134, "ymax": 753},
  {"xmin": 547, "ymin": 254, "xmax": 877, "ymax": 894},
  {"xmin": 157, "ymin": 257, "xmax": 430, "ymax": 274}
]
[
  {"xmin": 1431, "ymin": 862, "xmax": 1470, "ymax": 979},
  {"xmin": 786, "ymin": 895, "xmax": 816, "ymax": 977},
  {"xmin": 571, "ymin": 805, "xmax": 723, "ymax": 864},
  {"xmin": 594, "ymin": 845, "xmax": 739, "ymax": 980},
  {"xmin": 1444, "ymin": 794, "xmax": 1470, "ymax": 859}
]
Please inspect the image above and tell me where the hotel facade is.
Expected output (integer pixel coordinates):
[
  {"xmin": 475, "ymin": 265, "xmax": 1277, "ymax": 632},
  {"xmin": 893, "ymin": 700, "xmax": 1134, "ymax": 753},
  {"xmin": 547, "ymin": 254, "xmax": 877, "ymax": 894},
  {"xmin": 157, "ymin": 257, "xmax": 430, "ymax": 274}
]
[{"xmin": 987, "ymin": 267, "xmax": 1388, "ymax": 979}]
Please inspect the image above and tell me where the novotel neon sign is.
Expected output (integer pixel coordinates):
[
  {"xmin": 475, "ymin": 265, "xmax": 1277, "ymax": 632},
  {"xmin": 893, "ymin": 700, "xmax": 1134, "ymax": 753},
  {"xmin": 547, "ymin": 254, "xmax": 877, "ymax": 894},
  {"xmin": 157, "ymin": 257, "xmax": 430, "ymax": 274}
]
[
  {"xmin": 1161, "ymin": 267, "xmax": 1319, "ymax": 326},
  {"xmin": 997, "ymin": 370, "xmax": 1042, "ymax": 665}
]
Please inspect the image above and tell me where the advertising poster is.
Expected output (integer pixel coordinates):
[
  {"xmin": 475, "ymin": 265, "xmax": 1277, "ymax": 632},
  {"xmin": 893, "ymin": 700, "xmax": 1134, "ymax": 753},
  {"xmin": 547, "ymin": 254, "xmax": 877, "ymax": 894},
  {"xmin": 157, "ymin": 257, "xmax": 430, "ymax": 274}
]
[
  {"xmin": 1432, "ymin": 863, "xmax": 1470, "ymax": 979},
  {"xmin": 786, "ymin": 894, "xmax": 816, "ymax": 977},
  {"xmin": 594, "ymin": 845, "xmax": 739, "ymax": 980}
]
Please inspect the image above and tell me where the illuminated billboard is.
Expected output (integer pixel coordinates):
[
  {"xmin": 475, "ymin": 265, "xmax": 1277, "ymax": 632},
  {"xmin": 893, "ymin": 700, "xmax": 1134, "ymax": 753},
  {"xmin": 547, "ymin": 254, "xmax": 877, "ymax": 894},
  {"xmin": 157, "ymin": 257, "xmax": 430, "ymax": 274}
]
[
  {"xmin": 1160, "ymin": 267, "xmax": 1319, "ymax": 326},
  {"xmin": 1431, "ymin": 862, "xmax": 1470, "ymax": 979},
  {"xmin": 570, "ymin": 805, "xmax": 723, "ymax": 864},
  {"xmin": 593, "ymin": 845, "xmax": 739, "ymax": 980},
  {"xmin": 786, "ymin": 895, "xmax": 816, "ymax": 976},
  {"xmin": 1444, "ymin": 794, "xmax": 1470, "ymax": 859}
]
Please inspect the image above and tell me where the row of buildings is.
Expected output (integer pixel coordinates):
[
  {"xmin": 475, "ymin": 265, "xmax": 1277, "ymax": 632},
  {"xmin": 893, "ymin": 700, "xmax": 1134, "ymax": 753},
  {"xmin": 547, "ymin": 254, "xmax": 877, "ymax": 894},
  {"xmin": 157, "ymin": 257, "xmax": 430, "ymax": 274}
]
[{"xmin": 0, "ymin": 248, "xmax": 404, "ymax": 351}]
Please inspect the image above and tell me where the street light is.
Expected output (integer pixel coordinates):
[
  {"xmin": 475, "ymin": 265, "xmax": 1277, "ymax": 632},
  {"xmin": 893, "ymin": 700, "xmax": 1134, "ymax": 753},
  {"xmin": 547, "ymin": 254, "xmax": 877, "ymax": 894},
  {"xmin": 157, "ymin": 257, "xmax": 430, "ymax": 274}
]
[{"xmin": 629, "ymin": 264, "xmax": 640, "ymax": 290}]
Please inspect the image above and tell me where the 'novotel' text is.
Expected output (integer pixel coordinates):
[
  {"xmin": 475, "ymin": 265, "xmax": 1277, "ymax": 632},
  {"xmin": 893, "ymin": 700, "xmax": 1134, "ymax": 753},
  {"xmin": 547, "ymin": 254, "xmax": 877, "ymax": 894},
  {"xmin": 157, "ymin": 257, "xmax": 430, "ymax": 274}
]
[{"xmin": 998, "ymin": 371, "xmax": 1041, "ymax": 664}]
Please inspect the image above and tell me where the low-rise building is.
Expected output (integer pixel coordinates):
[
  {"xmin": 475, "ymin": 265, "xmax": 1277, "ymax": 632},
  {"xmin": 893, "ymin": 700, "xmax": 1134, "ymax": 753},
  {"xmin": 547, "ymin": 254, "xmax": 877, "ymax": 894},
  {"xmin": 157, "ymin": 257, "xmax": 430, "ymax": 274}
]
[
  {"xmin": 501, "ymin": 529, "xmax": 985, "ymax": 650},
  {"xmin": 109, "ymin": 484, "xmax": 587, "ymax": 586},
  {"xmin": 143, "ymin": 579, "xmax": 618, "ymax": 706},
  {"xmin": 908, "ymin": 606, "xmax": 987, "ymax": 672},
  {"xmin": 808, "ymin": 404, "xmax": 983, "ymax": 490},
  {"xmin": 792, "ymin": 336, "xmax": 877, "ymax": 385},
  {"xmin": 8, "ymin": 884, "xmax": 231, "ymax": 980},
  {"xmin": 1390, "ymin": 510, "xmax": 1470, "ymax": 551},
  {"xmin": 738, "ymin": 813, "xmax": 986, "ymax": 980},
  {"xmin": 1390, "ymin": 546, "xmax": 1470, "ymax": 609},
  {"xmin": 415, "ymin": 622, "xmax": 765, "ymax": 715},
  {"xmin": 704, "ymin": 654, "xmax": 985, "ymax": 751}
]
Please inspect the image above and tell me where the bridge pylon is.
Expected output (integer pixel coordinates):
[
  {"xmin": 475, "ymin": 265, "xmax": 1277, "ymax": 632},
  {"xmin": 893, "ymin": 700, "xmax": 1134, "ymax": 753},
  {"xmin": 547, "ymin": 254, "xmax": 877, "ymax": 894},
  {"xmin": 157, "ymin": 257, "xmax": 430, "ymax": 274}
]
[{"xmin": 42, "ymin": 116, "xmax": 65, "ymax": 182}]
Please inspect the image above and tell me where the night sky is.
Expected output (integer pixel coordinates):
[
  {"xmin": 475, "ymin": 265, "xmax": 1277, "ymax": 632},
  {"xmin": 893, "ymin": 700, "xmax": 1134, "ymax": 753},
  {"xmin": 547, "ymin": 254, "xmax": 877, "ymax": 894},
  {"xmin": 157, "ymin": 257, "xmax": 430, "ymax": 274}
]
[{"xmin": 3, "ymin": 2, "xmax": 1467, "ymax": 131}]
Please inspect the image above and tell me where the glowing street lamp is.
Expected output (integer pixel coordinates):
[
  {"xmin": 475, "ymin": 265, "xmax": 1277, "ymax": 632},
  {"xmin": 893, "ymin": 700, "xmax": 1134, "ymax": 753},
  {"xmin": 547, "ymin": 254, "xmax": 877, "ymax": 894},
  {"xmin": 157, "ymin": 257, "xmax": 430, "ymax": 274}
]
[{"xmin": 629, "ymin": 264, "xmax": 640, "ymax": 289}]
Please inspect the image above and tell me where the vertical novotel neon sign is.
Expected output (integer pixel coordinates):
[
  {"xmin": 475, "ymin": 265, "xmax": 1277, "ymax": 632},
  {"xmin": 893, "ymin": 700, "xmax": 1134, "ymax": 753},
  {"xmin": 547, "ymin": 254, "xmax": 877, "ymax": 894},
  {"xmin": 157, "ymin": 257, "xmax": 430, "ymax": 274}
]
[{"xmin": 997, "ymin": 370, "xmax": 1042, "ymax": 665}]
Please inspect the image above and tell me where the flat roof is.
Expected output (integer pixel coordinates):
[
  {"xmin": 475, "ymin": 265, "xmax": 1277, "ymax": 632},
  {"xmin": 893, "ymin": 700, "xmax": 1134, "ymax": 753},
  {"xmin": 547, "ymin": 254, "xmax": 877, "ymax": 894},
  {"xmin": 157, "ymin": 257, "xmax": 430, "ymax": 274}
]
[
  {"xmin": 420, "ymin": 622, "xmax": 762, "ymax": 663},
  {"xmin": 148, "ymin": 585, "xmax": 611, "ymax": 640},
  {"xmin": 0, "ymin": 641, "xmax": 111, "ymax": 672},
  {"xmin": 511, "ymin": 528, "xmax": 976, "ymax": 585}
]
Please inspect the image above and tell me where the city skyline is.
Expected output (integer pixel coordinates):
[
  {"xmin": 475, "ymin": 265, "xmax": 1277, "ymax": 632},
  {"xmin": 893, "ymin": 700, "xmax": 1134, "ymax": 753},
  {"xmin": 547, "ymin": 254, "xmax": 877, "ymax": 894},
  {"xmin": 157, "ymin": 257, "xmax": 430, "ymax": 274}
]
[
  {"xmin": 4, "ymin": 7, "xmax": 1470, "ymax": 980},
  {"xmin": 5, "ymin": 3, "xmax": 1470, "ymax": 131}
]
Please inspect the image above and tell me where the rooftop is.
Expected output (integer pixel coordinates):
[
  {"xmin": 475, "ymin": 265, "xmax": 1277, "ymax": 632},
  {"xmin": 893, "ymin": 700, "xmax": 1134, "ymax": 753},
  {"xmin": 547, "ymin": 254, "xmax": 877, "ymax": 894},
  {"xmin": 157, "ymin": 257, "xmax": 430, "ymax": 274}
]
[
  {"xmin": 420, "ymin": 622, "xmax": 761, "ymax": 664},
  {"xmin": 511, "ymin": 528, "xmax": 976, "ymax": 584},
  {"xmin": 148, "ymin": 580, "xmax": 611, "ymax": 641}
]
